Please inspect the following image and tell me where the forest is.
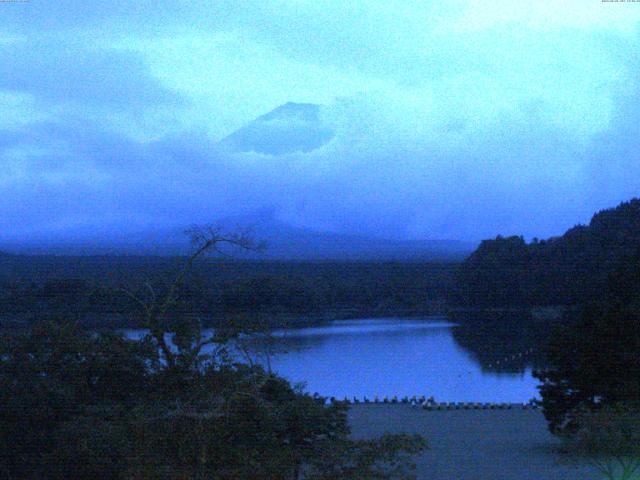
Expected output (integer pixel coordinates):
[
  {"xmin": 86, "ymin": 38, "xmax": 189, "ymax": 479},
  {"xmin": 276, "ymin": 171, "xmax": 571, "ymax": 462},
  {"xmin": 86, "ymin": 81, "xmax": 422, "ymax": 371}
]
[
  {"xmin": 0, "ymin": 231, "xmax": 429, "ymax": 479},
  {"xmin": 0, "ymin": 258, "xmax": 456, "ymax": 330},
  {"xmin": 452, "ymin": 198, "xmax": 640, "ymax": 308}
]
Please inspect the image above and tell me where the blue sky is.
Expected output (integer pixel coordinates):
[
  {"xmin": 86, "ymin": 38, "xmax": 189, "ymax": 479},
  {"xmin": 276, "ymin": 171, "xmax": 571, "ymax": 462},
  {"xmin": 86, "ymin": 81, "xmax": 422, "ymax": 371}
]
[{"xmin": 2, "ymin": 0, "xmax": 640, "ymax": 246}]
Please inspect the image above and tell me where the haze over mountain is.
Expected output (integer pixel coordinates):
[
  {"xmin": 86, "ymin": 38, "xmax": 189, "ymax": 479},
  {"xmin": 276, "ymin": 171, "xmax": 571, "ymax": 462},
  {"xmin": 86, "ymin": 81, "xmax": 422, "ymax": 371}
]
[
  {"xmin": 2, "ymin": 2, "xmax": 640, "ymax": 251},
  {"xmin": 0, "ymin": 210, "xmax": 474, "ymax": 260}
]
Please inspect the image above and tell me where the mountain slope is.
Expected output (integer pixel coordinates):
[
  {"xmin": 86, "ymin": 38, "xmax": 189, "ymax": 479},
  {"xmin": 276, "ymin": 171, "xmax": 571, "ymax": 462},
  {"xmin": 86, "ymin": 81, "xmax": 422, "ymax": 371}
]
[
  {"xmin": 453, "ymin": 198, "xmax": 640, "ymax": 306},
  {"xmin": 0, "ymin": 211, "xmax": 475, "ymax": 260},
  {"xmin": 225, "ymin": 213, "xmax": 475, "ymax": 260},
  {"xmin": 220, "ymin": 102, "xmax": 335, "ymax": 155}
]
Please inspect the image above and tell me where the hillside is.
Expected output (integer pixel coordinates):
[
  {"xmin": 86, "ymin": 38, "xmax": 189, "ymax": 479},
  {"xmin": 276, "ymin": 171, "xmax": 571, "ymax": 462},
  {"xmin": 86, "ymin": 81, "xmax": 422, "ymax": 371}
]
[
  {"xmin": 452, "ymin": 198, "xmax": 640, "ymax": 307},
  {"xmin": 220, "ymin": 102, "xmax": 335, "ymax": 155}
]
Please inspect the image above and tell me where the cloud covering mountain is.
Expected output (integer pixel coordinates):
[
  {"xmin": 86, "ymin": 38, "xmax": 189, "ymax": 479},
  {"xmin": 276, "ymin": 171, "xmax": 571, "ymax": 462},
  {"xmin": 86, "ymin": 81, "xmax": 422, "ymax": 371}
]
[
  {"xmin": 221, "ymin": 102, "xmax": 335, "ymax": 155},
  {"xmin": 1, "ymin": 1, "xmax": 640, "ymax": 254}
]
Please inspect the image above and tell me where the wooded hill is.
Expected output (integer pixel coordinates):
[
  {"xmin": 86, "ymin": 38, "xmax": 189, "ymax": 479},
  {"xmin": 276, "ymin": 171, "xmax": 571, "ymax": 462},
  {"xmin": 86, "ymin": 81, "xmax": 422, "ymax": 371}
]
[{"xmin": 452, "ymin": 198, "xmax": 640, "ymax": 307}]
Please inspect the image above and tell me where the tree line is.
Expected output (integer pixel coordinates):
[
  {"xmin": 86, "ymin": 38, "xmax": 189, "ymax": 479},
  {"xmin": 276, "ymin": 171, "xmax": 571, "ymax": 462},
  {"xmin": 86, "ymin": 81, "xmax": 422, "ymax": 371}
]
[
  {"xmin": 0, "ymin": 261, "xmax": 456, "ymax": 329},
  {"xmin": 452, "ymin": 198, "xmax": 640, "ymax": 307}
]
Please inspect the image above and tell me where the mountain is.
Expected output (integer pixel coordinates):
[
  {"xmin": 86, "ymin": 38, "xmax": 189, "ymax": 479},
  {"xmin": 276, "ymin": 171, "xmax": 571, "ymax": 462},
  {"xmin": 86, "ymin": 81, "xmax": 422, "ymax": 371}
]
[
  {"xmin": 0, "ymin": 211, "xmax": 475, "ymax": 261},
  {"xmin": 452, "ymin": 198, "xmax": 640, "ymax": 306},
  {"xmin": 212, "ymin": 210, "xmax": 475, "ymax": 260},
  {"xmin": 220, "ymin": 102, "xmax": 335, "ymax": 155}
]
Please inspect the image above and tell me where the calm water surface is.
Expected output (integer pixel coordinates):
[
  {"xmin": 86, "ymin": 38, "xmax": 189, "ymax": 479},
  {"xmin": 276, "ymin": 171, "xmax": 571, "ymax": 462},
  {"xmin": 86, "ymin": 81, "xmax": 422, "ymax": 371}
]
[{"xmin": 124, "ymin": 317, "xmax": 540, "ymax": 403}]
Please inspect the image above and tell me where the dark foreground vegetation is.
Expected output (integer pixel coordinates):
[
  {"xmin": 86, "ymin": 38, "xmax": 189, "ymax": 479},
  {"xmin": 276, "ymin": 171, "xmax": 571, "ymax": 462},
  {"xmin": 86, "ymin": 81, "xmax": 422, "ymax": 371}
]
[
  {"xmin": 0, "ymin": 230, "xmax": 426, "ymax": 479},
  {"xmin": 535, "ymin": 300, "xmax": 640, "ymax": 479},
  {"xmin": 0, "ymin": 321, "xmax": 426, "ymax": 480},
  {"xmin": 531, "ymin": 232, "xmax": 640, "ymax": 476},
  {"xmin": 455, "ymin": 198, "xmax": 640, "ymax": 479}
]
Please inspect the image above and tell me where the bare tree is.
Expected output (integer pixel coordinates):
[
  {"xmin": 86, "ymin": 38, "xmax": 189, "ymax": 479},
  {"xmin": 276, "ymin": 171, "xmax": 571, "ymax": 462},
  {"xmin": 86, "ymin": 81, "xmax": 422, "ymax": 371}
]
[{"xmin": 121, "ymin": 225, "xmax": 263, "ymax": 369}]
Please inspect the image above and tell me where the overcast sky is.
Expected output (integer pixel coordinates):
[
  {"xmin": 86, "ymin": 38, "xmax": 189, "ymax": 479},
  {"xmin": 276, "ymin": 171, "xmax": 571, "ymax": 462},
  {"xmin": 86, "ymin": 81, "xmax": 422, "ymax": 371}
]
[{"xmin": 2, "ymin": 0, "xmax": 640, "ymax": 245}]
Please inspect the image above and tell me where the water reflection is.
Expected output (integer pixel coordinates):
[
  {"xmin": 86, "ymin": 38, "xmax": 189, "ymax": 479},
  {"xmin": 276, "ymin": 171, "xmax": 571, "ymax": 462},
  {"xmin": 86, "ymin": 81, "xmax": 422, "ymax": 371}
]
[
  {"xmin": 240, "ymin": 318, "xmax": 455, "ymax": 354},
  {"xmin": 123, "ymin": 316, "xmax": 546, "ymax": 403},
  {"xmin": 233, "ymin": 317, "xmax": 541, "ymax": 403},
  {"xmin": 449, "ymin": 311, "xmax": 551, "ymax": 374}
]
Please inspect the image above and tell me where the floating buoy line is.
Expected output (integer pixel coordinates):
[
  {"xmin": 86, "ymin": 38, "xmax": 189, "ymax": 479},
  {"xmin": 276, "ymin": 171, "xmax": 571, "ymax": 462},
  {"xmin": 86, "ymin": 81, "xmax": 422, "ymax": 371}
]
[
  {"xmin": 487, "ymin": 346, "xmax": 536, "ymax": 369},
  {"xmin": 308, "ymin": 346, "xmax": 541, "ymax": 411},
  {"xmin": 313, "ymin": 394, "xmax": 539, "ymax": 410}
]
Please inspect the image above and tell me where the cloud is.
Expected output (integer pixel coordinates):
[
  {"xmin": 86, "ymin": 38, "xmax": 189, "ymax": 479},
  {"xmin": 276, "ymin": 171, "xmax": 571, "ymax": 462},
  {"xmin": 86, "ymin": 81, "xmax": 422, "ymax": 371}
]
[
  {"xmin": 0, "ymin": 38, "xmax": 180, "ymax": 109},
  {"xmin": 0, "ymin": 78, "xmax": 639, "ymax": 248},
  {"xmin": 0, "ymin": 118, "xmax": 301, "ymax": 242},
  {"xmin": 1, "ymin": 1, "xmax": 640, "ymax": 247}
]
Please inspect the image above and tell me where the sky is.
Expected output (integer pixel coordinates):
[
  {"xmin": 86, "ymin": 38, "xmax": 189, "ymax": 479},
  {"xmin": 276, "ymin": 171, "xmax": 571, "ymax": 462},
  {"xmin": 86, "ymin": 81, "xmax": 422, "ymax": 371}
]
[{"xmin": 2, "ymin": 0, "xmax": 640, "ymax": 248}]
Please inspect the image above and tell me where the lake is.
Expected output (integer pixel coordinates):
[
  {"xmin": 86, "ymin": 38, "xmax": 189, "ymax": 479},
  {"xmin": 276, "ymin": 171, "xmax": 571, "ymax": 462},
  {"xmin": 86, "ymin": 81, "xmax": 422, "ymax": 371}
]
[{"xmin": 124, "ymin": 316, "xmax": 542, "ymax": 403}]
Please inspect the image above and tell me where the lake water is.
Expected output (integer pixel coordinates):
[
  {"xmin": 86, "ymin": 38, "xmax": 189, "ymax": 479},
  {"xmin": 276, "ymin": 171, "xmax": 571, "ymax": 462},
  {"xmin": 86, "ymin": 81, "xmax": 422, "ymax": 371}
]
[{"xmin": 124, "ymin": 317, "xmax": 541, "ymax": 403}]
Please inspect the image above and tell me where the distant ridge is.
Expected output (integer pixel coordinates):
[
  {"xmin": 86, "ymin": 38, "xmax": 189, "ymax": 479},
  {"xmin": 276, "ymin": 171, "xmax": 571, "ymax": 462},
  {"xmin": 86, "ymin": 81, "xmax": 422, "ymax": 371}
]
[{"xmin": 0, "ymin": 211, "xmax": 476, "ymax": 261}]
